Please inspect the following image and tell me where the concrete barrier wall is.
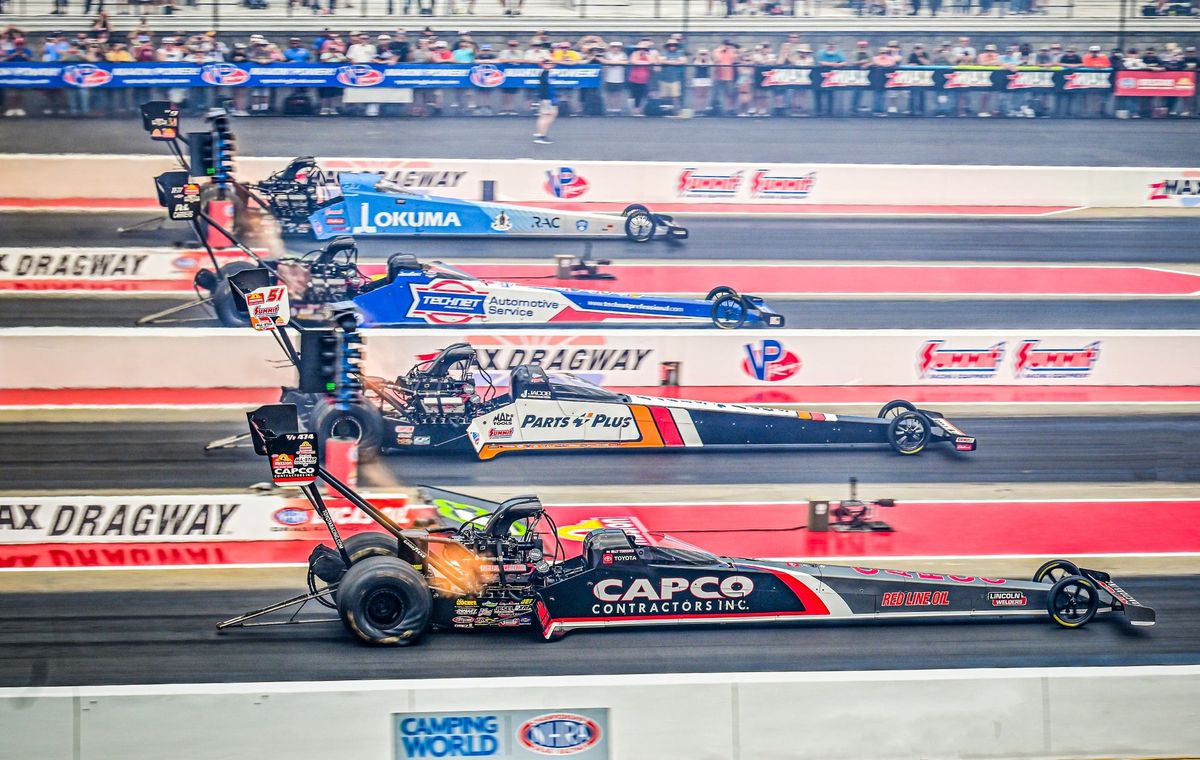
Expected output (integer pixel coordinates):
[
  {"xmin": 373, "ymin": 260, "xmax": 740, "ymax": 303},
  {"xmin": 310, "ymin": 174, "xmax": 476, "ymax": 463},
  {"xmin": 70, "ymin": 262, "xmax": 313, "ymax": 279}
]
[
  {"xmin": 1, "ymin": 667, "xmax": 1198, "ymax": 760},
  {"xmin": 3, "ymin": 154, "xmax": 1199, "ymax": 208},
  {"xmin": 2, "ymin": 328, "xmax": 1197, "ymax": 389}
]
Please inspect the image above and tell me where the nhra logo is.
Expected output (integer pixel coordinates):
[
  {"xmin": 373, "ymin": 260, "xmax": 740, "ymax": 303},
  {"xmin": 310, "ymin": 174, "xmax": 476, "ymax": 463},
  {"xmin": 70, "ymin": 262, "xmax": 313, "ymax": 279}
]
[
  {"xmin": 821, "ymin": 69, "xmax": 870, "ymax": 88},
  {"xmin": 761, "ymin": 68, "xmax": 812, "ymax": 87},
  {"xmin": 1013, "ymin": 339, "xmax": 1101, "ymax": 378},
  {"xmin": 678, "ymin": 168, "xmax": 742, "ymax": 198},
  {"xmin": 544, "ymin": 166, "xmax": 590, "ymax": 199},
  {"xmin": 1007, "ymin": 71, "xmax": 1055, "ymax": 90},
  {"xmin": 886, "ymin": 69, "xmax": 935, "ymax": 88},
  {"xmin": 742, "ymin": 339, "xmax": 800, "ymax": 382},
  {"xmin": 750, "ymin": 170, "xmax": 815, "ymax": 199},
  {"xmin": 468, "ymin": 63, "xmax": 506, "ymax": 88},
  {"xmin": 1063, "ymin": 71, "xmax": 1111, "ymax": 90},
  {"xmin": 918, "ymin": 340, "xmax": 1005, "ymax": 378},
  {"xmin": 272, "ymin": 507, "xmax": 309, "ymax": 526},
  {"xmin": 200, "ymin": 63, "xmax": 251, "ymax": 86},
  {"xmin": 409, "ymin": 281, "xmax": 487, "ymax": 324},
  {"xmin": 1148, "ymin": 177, "xmax": 1200, "ymax": 207},
  {"xmin": 62, "ymin": 64, "xmax": 113, "ymax": 88},
  {"xmin": 336, "ymin": 65, "xmax": 385, "ymax": 87},
  {"xmin": 943, "ymin": 70, "xmax": 994, "ymax": 89},
  {"xmin": 518, "ymin": 713, "xmax": 602, "ymax": 756}
]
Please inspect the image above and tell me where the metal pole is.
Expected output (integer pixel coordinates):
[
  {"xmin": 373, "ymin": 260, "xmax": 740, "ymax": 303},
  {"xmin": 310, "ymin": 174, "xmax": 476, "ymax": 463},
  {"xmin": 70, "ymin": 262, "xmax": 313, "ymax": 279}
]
[
  {"xmin": 213, "ymin": 0, "xmax": 219, "ymax": 36},
  {"xmin": 1117, "ymin": 0, "xmax": 1126, "ymax": 52},
  {"xmin": 683, "ymin": 0, "xmax": 690, "ymax": 35}
]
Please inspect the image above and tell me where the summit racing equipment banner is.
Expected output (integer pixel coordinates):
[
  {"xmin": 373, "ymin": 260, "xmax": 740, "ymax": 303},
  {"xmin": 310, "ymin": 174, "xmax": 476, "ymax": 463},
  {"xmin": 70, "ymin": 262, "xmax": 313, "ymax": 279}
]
[
  {"xmin": 0, "ymin": 62, "xmax": 599, "ymax": 89},
  {"xmin": 758, "ymin": 65, "xmax": 1115, "ymax": 92}
]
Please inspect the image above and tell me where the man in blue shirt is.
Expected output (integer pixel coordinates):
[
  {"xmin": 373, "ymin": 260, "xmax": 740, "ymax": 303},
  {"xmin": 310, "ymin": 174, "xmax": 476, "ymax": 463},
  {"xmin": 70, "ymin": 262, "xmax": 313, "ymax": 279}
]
[
  {"xmin": 815, "ymin": 41, "xmax": 845, "ymax": 116},
  {"xmin": 284, "ymin": 38, "xmax": 311, "ymax": 63}
]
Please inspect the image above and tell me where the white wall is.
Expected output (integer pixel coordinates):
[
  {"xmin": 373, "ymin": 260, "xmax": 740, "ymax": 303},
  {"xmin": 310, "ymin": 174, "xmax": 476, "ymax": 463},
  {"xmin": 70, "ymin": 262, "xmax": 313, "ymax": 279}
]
[
  {"xmin": 1, "ymin": 667, "xmax": 1197, "ymax": 760},
  {"xmin": 4, "ymin": 154, "xmax": 1200, "ymax": 208}
]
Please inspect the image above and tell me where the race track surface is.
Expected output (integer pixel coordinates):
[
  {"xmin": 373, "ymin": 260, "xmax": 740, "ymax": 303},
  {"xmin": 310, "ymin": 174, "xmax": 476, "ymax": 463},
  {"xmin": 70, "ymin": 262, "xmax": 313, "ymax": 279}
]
[
  {"xmin": 6, "ymin": 117, "xmax": 1200, "ymax": 166},
  {"xmin": 1, "ymin": 417, "xmax": 1197, "ymax": 492},
  {"xmin": 5, "ymin": 214, "xmax": 1200, "ymax": 263},
  {"xmin": 3, "ymin": 296, "xmax": 1198, "ymax": 329},
  {"xmin": 0, "ymin": 576, "xmax": 1193, "ymax": 687}
]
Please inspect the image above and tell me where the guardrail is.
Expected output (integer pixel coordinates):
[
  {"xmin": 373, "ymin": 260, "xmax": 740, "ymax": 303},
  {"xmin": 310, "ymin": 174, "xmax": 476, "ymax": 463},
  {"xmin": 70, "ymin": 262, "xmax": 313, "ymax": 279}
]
[
  {"xmin": 2, "ymin": 667, "xmax": 1198, "ymax": 759},
  {"xmin": 1, "ymin": 328, "xmax": 1197, "ymax": 389},
  {"xmin": 4, "ymin": 154, "xmax": 1200, "ymax": 208}
]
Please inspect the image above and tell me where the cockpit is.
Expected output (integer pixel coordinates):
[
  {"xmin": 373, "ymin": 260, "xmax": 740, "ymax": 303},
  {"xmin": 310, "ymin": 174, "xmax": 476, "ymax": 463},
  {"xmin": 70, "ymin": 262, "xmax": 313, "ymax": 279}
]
[{"xmin": 510, "ymin": 365, "xmax": 628, "ymax": 403}]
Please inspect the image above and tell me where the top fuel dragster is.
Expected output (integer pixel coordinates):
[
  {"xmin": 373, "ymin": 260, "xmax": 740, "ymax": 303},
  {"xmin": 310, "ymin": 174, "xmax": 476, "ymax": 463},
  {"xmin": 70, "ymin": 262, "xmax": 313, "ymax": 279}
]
[{"xmin": 216, "ymin": 404, "xmax": 1153, "ymax": 647}]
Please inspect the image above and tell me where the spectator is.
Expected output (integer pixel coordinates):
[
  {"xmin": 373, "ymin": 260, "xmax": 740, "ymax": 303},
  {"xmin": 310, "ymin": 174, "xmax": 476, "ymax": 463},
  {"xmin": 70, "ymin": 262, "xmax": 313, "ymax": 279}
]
[
  {"xmin": 430, "ymin": 40, "xmax": 452, "ymax": 62},
  {"xmin": 691, "ymin": 47, "xmax": 713, "ymax": 115},
  {"xmin": 850, "ymin": 40, "xmax": 869, "ymax": 115},
  {"xmin": 906, "ymin": 43, "xmax": 930, "ymax": 116},
  {"xmin": 552, "ymin": 40, "xmax": 581, "ymax": 64},
  {"xmin": 658, "ymin": 39, "xmax": 687, "ymax": 116},
  {"xmin": 627, "ymin": 40, "xmax": 656, "ymax": 116},
  {"xmin": 815, "ymin": 40, "xmax": 844, "ymax": 116},
  {"xmin": 750, "ymin": 41, "xmax": 774, "ymax": 116},
  {"xmin": 712, "ymin": 39, "xmax": 738, "ymax": 116},
  {"xmin": 870, "ymin": 45, "xmax": 897, "ymax": 115},
  {"xmin": 496, "ymin": 39, "xmax": 524, "ymax": 115},
  {"xmin": 317, "ymin": 37, "xmax": 346, "ymax": 115},
  {"xmin": 500, "ymin": 0, "xmax": 524, "ymax": 14},
  {"xmin": 601, "ymin": 41, "xmax": 628, "ymax": 114},
  {"xmin": 533, "ymin": 58, "xmax": 557, "ymax": 143},
  {"xmin": 389, "ymin": 30, "xmax": 410, "ymax": 62},
  {"xmin": 346, "ymin": 31, "xmax": 376, "ymax": 62},
  {"xmin": 284, "ymin": 37, "xmax": 311, "ymax": 63}
]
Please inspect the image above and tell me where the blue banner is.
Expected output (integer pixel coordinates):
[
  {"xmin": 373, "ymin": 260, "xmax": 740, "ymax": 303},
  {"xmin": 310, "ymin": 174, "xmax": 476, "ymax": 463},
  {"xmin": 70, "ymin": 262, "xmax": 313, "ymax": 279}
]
[{"xmin": 0, "ymin": 62, "xmax": 601, "ymax": 89}]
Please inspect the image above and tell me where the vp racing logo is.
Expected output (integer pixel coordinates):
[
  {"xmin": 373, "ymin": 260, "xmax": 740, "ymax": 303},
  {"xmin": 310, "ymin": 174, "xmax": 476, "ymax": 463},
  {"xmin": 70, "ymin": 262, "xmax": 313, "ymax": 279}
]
[
  {"xmin": 408, "ymin": 280, "xmax": 487, "ymax": 324},
  {"xmin": 336, "ymin": 64, "xmax": 384, "ymax": 87},
  {"xmin": 742, "ymin": 339, "xmax": 800, "ymax": 382},
  {"xmin": 62, "ymin": 64, "xmax": 113, "ymax": 88},
  {"xmin": 200, "ymin": 63, "xmax": 250, "ymax": 86},
  {"xmin": 468, "ymin": 63, "xmax": 506, "ymax": 88},
  {"xmin": 544, "ymin": 166, "xmax": 590, "ymax": 199},
  {"xmin": 918, "ymin": 340, "xmax": 1005, "ymax": 379}
]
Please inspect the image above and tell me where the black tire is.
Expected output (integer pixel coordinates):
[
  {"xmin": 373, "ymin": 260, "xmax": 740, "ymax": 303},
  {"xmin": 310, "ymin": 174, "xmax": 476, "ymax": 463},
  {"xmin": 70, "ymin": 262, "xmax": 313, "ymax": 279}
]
[
  {"xmin": 210, "ymin": 261, "xmax": 257, "ymax": 327},
  {"xmin": 1033, "ymin": 559, "xmax": 1081, "ymax": 584},
  {"xmin": 1047, "ymin": 575, "xmax": 1099, "ymax": 628},
  {"xmin": 312, "ymin": 399, "xmax": 384, "ymax": 462},
  {"xmin": 711, "ymin": 294, "xmax": 747, "ymax": 329},
  {"xmin": 887, "ymin": 411, "xmax": 931, "ymax": 455},
  {"xmin": 621, "ymin": 203, "xmax": 650, "ymax": 216},
  {"xmin": 624, "ymin": 210, "xmax": 656, "ymax": 242},
  {"xmin": 336, "ymin": 555, "xmax": 431, "ymax": 645},
  {"xmin": 705, "ymin": 286, "xmax": 738, "ymax": 302},
  {"xmin": 878, "ymin": 399, "xmax": 917, "ymax": 420},
  {"xmin": 343, "ymin": 531, "xmax": 398, "ymax": 562}
]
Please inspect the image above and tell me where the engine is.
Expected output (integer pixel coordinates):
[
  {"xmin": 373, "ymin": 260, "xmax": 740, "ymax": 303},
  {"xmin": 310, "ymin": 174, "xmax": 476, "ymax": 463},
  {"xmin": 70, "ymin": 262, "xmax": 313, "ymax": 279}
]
[{"xmin": 395, "ymin": 343, "xmax": 484, "ymax": 426}]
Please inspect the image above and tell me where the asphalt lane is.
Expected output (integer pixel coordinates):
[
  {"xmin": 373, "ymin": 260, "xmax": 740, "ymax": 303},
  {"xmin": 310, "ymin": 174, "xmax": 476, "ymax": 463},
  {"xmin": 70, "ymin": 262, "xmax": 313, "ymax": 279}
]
[
  {"xmin": 3, "ymin": 296, "xmax": 1198, "ymax": 329},
  {"xmin": 5, "ymin": 213, "xmax": 1200, "ymax": 263},
  {"xmin": 0, "ymin": 417, "xmax": 1197, "ymax": 492},
  {"xmin": 6, "ymin": 117, "xmax": 1200, "ymax": 166},
  {"xmin": 0, "ymin": 576, "xmax": 1192, "ymax": 687}
]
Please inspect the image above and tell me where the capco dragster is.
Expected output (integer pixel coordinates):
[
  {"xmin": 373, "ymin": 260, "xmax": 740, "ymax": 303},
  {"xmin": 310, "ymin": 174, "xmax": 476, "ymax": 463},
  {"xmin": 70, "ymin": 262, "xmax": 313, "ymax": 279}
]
[
  {"xmin": 217, "ymin": 409, "xmax": 1153, "ymax": 647},
  {"xmin": 272, "ymin": 343, "xmax": 976, "ymax": 460},
  {"xmin": 308, "ymin": 172, "xmax": 688, "ymax": 243}
]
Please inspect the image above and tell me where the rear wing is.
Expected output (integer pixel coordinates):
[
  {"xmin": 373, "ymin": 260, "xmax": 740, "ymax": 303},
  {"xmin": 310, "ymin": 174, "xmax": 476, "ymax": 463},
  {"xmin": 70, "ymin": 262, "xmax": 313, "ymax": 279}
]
[
  {"xmin": 1081, "ymin": 567, "xmax": 1157, "ymax": 627},
  {"xmin": 246, "ymin": 404, "xmax": 319, "ymax": 487}
]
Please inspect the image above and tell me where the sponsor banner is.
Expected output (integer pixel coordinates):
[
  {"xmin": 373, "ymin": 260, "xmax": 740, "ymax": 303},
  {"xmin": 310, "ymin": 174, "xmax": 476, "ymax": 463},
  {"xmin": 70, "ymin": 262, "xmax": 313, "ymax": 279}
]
[
  {"xmin": 2, "ymin": 329, "xmax": 1199, "ymax": 390},
  {"xmin": 0, "ymin": 62, "xmax": 600, "ymax": 90},
  {"xmin": 1148, "ymin": 173, "xmax": 1200, "ymax": 208},
  {"xmin": 0, "ymin": 494, "xmax": 414, "ymax": 544},
  {"xmin": 0, "ymin": 247, "xmax": 250, "ymax": 291},
  {"xmin": 1114, "ymin": 70, "xmax": 1196, "ymax": 97},
  {"xmin": 394, "ymin": 708, "xmax": 608, "ymax": 759},
  {"xmin": 758, "ymin": 66, "xmax": 1114, "ymax": 92}
]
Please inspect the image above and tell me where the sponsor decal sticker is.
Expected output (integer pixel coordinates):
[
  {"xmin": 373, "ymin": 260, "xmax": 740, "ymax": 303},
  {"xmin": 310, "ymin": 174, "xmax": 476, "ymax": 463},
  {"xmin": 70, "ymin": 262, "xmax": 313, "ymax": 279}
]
[
  {"xmin": 943, "ymin": 70, "xmax": 994, "ymax": 89},
  {"xmin": 1148, "ymin": 177, "xmax": 1200, "ymax": 207},
  {"xmin": 678, "ymin": 168, "xmax": 742, "ymax": 198},
  {"xmin": 469, "ymin": 63, "xmax": 507, "ymax": 88},
  {"xmin": 336, "ymin": 64, "xmax": 384, "ymax": 87},
  {"xmin": 1013, "ymin": 339, "xmax": 1101, "ymax": 378},
  {"xmin": 490, "ymin": 211, "xmax": 514, "ymax": 232},
  {"xmin": 394, "ymin": 708, "xmax": 609, "ymax": 759},
  {"xmin": 742, "ymin": 339, "xmax": 801, "ymax": 382},
  {"xmin": 1063, "ymin": 71, "xmax": 1111, "ymax": 90},
  {"xmin": 544, "ymin": 167, "xmax": 590, "ymax": 199},
  {"xmin": 1007, "ymin": 71, "xmax": 1055, "ymax": 90},
  {"xmin": 750, "ymin": 169, "xmax": 815, "ymax": 199},
  {"xmin": 272, "ymin": 507, "xmax": 309, "ymax": 526},
  {"xmin": 200, "ymin": 63, "xmax": 251, "ymax": 86},
  {"xmin": 820, "ymin": 69, "xmax": 870, "ymax": 88},
  {"xmin": 518, "ymin": 713, "xmax": 602, "ymax": 756},
  {"xmin": 880, "ymin": 590, "xmax": 950, "ymax": 607},
  {"xmin": 988, "ymin": 591, "xmax": 1028, "ymax": 607},
  {"xmin": 760, "ymin": 68, "xmax": 812, "ymax": 87},
  {"xmin": 918, "ymin": 340, "xmax": 1005, "ymax": 379},
  {"xmin": 409, "ymin": 280, "xmax": 488, "ymax": 324},
  {"xmin": 62, "ymin": 64, "xmax": 113, "ymax": 88},
  {"xmin": 885, "ymin": 69, "xmax": 936, "ymax": 88}
]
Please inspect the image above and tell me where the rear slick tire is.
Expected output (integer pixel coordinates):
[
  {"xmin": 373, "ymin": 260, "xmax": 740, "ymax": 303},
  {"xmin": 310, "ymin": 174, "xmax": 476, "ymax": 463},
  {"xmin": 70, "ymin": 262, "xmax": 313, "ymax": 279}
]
[{"xmin": 337, "ymin": 555, "xmax": 431, "ymax": 646}]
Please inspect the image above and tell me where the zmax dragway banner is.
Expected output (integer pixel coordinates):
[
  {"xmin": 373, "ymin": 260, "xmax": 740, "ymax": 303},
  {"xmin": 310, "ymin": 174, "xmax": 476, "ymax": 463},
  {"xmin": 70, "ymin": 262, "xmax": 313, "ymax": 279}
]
[
  {"xmin": 758, "ymin": 65, "xmax": 1123, "ymax": 93},
  {"xmin": 0, "ymin": 62, "xmax": 600, "ymax": 89}
]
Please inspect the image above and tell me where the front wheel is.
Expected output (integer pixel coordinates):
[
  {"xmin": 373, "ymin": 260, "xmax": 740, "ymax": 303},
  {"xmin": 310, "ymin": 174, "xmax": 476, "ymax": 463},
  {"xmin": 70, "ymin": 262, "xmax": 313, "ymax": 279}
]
[
  {"xmin": 337, "ymin": 555, "xmax": 432, "ymax": 645},
  {"xmin": 705, "ymin": 286, "xmax": 738, "ymax": 302},
  {"xmin": 711, "ymin": 294, "xmax": 747, "ymax": 329},
  {"xmin": 1033, "ymin": 559, "xmax": 1081, "ymax": 584},
  {"xmin": 624, "ymin": 210, "xmax": 656, "ymax": 242},
  {"xmin": 312, "ymin": 399, "xmax": 384, "ymax": 462},
  {"xmin": 887, "ymin": 411, "xmax": 931, "ymax": 455},
  {"xmin": 878, "ymin": 399, "xmax": 917, "ymax": 420},
  {"xmin": 1047, "ymin": 575, "xmax": 1099, "ymax": 628}
]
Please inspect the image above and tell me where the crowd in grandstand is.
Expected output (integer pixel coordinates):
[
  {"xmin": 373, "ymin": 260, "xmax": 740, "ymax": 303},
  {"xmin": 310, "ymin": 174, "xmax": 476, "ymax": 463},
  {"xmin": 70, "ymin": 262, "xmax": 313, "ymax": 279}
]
[{"xmin": 2, "ymin": 20, "xmax": 1198, "ymax": 118}]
